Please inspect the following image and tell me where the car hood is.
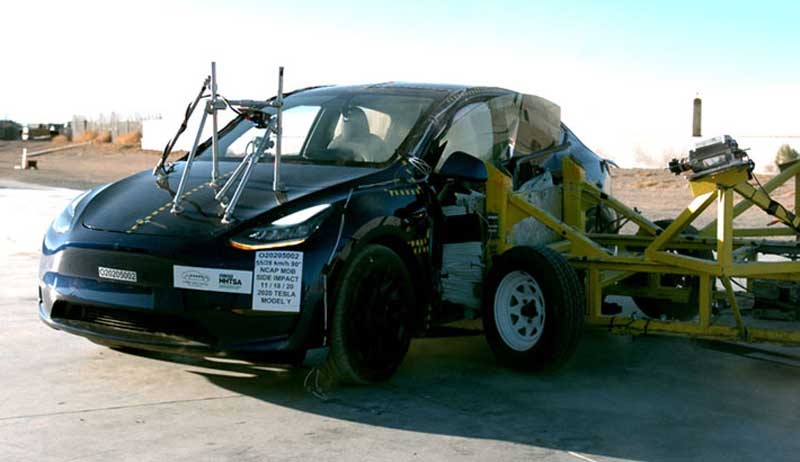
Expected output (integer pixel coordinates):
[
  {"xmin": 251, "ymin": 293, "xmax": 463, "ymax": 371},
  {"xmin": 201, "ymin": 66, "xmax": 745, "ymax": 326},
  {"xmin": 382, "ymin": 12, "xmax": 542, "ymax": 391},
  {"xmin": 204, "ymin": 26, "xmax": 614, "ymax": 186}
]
[{"xmin": 81, "ymin": 161, "xmax": 378, "ymax": 237}]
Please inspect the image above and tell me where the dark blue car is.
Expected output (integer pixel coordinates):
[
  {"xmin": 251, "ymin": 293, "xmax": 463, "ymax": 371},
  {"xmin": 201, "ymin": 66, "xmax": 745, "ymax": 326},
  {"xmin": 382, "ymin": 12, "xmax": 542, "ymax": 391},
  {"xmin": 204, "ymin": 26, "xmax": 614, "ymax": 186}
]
[{"xmin": 39, "ymin": 83, "xmax": 611, "ymax": 383}]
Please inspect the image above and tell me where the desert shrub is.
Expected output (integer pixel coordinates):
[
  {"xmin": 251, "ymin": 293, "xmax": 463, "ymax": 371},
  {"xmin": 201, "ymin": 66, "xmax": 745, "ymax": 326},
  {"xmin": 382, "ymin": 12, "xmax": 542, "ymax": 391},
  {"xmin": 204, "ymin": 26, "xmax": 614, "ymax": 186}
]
[
  {"xmin": 114, "ymin": 130, "xmax": 142, "ymax": 147},
  {"xmin": 775, "ymin": 144, "xmax": 799, "ymax": 167},
  {"xmin": 74, "ymin": 131, "xmax": 97, "ymax": 142},
  {"xmin": 95, "ymin": 131, "xmax": 112, "ymax": 143}
]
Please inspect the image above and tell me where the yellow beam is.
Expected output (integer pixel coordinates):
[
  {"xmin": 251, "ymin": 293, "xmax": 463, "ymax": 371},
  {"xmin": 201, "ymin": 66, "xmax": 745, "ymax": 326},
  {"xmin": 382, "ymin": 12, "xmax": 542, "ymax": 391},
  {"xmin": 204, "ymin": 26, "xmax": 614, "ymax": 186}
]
[
  {"xmin": 600, "ymin": 270, "xmax": 636, "ymax": 287},
  {"xmin": 728, "ymin": 261, "xmax": 800, "ymax": 277},
  {"xmin": 586, "ymin": 233, "xmax": 788, "ymax": 251},
  {"xmin": 733, "ymin": 227, "xmax": 797, "ymax": 237},
  {"xmin": 547, "ymin": 240, "xmax": 571, "ymax": 253},
  {"xmin": 717, "ymin": 188, "xmax": 734, "ymax": 269},
  {"xmin": 796, "ymin": 172, "xmax": 800, "ymax": 242},
  {"xmin": 581, "ymin": 184, "xmax": 661, "ymax": 235},
  {"xmin": 562, "ymin": 157, "xmax": 586, "ymax": 231},
  {"xmin": 644, "ymin": 190, "xmax": 716, "ymax": 258},
  {"xmin": 570, "ymin": 259, "xmax": 707, "ymax": 275},
  {"xmin": 734, "ymin": 182, "xmax": 800, "ymax": 232},
  {"xmin": 699, "ymin": 160, "xmax": 800, "ymax": 235},
  {"xmin": 587, "ymin": 268, "xmax": 602, "ymax": 317},
  {"xmin": 508, "ymin": 194, "xmax": 608, "ymax": 258},
  {"xmin": 647, "ymin": 250, "xmax": 722, "ymax": 276},
  {"xmin": 585, "ymin": 316, "xmax": 800, "ymax": 345},
  {"xmin": 605, "ymin": 285, "xmax": 691, "ymax": 303}
]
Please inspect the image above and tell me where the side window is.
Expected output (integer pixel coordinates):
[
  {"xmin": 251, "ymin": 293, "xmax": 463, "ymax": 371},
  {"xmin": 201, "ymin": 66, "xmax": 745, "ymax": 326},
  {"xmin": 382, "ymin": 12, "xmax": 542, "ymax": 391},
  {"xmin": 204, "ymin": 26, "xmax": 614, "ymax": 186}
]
[{"xmin": 434, "ymin": 102, "xmax": 493, "ymax": 171}]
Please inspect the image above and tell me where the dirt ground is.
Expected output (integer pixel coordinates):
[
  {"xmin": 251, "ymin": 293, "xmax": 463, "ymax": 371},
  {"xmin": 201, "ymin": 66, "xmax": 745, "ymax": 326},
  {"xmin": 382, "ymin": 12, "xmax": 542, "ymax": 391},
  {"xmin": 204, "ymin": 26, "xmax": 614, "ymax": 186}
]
[{"xmin": 0, "ymin": 140, "xmax": 165, "ymax": 190}]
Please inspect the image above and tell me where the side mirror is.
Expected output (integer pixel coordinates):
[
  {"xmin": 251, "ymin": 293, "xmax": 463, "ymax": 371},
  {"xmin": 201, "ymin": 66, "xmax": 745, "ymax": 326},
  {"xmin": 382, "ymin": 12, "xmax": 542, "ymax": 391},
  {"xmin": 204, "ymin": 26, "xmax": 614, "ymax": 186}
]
[{"xmin": 438, "ymin": 151, "xmax": 488, "ymax": 182}]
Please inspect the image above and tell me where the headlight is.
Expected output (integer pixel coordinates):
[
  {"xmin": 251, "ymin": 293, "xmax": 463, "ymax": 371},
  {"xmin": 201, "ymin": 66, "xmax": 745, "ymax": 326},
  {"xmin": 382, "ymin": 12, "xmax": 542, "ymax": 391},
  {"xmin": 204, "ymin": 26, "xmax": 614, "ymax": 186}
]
[
  {"xmin": 229, "ymin": 204, "xmax": 332, "ymax": 250},
  {"xmin": 51, "ymin": 190, "xmax": 91, "ymax": 234}
]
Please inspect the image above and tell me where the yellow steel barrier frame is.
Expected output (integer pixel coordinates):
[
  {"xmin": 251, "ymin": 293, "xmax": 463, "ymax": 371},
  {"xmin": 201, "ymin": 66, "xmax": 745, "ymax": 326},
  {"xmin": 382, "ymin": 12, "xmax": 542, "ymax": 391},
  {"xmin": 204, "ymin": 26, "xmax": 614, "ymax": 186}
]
[{"xmin": 484, "ymin": 156, "xmax": 800, "ymax": 345}]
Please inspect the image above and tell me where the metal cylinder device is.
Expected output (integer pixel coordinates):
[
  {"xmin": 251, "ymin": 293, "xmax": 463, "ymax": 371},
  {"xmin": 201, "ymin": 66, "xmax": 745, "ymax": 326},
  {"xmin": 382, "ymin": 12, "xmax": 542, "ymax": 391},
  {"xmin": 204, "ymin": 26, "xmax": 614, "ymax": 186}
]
[{"xmin": 692, "ymin": 96, "xmax": 702, "ymax": 138}]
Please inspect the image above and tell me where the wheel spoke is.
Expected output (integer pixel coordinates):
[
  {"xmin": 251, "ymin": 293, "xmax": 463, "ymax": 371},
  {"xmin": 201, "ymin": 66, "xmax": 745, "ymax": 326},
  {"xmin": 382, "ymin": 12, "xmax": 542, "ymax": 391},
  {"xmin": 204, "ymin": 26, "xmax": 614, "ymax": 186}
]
[
  {"xmin": 521, "ymin": 284, "xmax": 534, "ymax": 298},
  {"xmin": 513, "ymin": 287, "xmax": 529, "ymax": 301},
  {"xmin": 494, "ymin": 270, "xmax": 547, "ymax": 352}
]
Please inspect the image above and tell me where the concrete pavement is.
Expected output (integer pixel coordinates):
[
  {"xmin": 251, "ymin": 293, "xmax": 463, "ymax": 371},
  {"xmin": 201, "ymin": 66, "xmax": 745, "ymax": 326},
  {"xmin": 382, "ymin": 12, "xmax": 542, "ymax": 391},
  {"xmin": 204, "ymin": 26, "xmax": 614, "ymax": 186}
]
[{"xmin": 1, "ymin": 183, "xmax": 799, "ymax": 461}]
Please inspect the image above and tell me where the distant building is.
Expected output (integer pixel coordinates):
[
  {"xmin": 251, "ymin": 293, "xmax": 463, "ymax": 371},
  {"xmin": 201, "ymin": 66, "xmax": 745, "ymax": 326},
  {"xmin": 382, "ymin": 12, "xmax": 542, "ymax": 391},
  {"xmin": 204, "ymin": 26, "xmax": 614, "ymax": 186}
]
[{"xmin": 0, "ymin": 120, "xmax": 22, "ymax": 140}]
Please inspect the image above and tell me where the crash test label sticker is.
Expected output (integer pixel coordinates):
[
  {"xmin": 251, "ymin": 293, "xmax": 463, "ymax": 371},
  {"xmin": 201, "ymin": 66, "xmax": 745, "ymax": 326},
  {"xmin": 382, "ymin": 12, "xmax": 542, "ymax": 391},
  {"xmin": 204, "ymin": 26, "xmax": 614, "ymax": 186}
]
[
  {"xmin": 252, "ymin": 251, "xmax": 303, "ymax": 312},
  {"xmin": 173, "ymin": 265, "xmax": 253, "ymax": 294}
]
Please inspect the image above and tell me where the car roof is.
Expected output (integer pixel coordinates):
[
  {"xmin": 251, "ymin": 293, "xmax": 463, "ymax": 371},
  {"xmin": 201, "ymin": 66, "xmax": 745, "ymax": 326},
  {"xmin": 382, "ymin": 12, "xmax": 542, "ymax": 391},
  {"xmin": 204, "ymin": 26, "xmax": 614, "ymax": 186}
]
[{"xmin": 293, "ymin": 82, "xmax": 510, "ymax": 102}]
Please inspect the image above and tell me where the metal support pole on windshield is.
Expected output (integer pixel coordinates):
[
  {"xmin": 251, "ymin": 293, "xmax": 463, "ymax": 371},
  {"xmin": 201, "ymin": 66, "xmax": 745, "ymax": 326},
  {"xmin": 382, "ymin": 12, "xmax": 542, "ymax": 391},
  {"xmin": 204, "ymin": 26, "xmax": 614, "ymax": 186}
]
[
  {"xmin": 272, "ymin": 66, "xmax": 285, "ymax": 192},
  {"xmin": 171, "ymin": 108, "xmax": 209, "ymax": 214},
  {"xmin": 210, "ymin": 61, "xmax": 221, "ymax": 182},
  {"xmin": 221, "ymin": 132, "xmax": 272, "ymax": 224},
  {"xmin": 215, "ymin": 119, "xmax": 276, "ymax": 205}
]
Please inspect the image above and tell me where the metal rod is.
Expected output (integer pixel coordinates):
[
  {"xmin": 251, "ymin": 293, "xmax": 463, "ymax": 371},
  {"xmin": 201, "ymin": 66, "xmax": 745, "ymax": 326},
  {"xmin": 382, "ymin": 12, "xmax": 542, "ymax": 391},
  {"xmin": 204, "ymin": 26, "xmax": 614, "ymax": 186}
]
[
  {"xmin": 273, "ymin": 66, "xmax": 284, "ymax": 192},
  {"xmin": 722, "ymin": 277, "xmax": 747, "ymax": 339},
  {"xmin": 154, "ymin": 76, "xmax": 209, "ymax": 175},
  {"xmin": 214, "ymin": 156, "xmax": 249, "ymax": 203},
  {"xmin": 25, "ymin": 141, "xmax": 92, "ymax": 158},
  {"xmin": 211, "ymin": 61, "xmax": 219, "ymax": 182},
  {"xmin": 171, "ymin": 108, "xmax": 209, "ymax": 214},
  {"xmin": 222, "ymin": 133, "xmax": 271, "ymax": 223},
  {"xmin": 215, "ymin": 118, "xmax": 276, "ymax": 204}
]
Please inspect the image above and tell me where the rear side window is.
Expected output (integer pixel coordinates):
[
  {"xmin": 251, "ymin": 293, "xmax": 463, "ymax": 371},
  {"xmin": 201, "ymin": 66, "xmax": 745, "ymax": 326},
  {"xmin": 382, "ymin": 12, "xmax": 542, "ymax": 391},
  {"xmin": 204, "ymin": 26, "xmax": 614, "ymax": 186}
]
[{"xmin": 433, "ymin": 94, "xmax": 562, "ymax": 174}]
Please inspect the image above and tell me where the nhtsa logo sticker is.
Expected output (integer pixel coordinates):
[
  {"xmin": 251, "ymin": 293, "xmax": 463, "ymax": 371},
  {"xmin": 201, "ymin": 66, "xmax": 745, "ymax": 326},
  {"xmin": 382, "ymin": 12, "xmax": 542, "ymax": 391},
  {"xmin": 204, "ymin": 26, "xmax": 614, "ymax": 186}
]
[
  {"xmin": 98, "ymin": 267, "xmax": 138, "ymax": 283},
  {"xmin": 219, "ymin": 273, "xmax": 243, "ymax": 290},
  {"xmin": 172, "ymin": 265, "xmax": 252, "ymax": 294}
]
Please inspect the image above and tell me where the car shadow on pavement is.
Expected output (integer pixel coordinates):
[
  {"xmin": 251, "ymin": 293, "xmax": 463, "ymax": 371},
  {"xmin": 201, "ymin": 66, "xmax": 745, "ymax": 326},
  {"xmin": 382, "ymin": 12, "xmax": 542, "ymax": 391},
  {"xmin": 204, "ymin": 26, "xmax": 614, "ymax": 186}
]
[{"xmin": 127, "ymin": 329, "xmax": 800, "ymax": 462}]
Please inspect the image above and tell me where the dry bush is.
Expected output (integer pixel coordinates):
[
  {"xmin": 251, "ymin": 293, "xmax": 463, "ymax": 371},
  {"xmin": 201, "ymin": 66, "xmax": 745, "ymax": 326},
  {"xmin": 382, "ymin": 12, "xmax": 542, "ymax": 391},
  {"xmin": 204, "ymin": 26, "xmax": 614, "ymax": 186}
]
[
  {"xmin": 775, "ymin": 144, "xmax": 799, "ymax": 167},
  {"xmin": 95, "ymin": 131, "xmax": 112, "ymax": 143},
  {"xmin": 75, "ymin": 131, "xmax": 98, "ymax": 142},
  {"xmin": 115, "ymin": 130, "xmax": 142, "ymax": 147},
  {"xmin": 51, "ymin": 135, "xmax": 69, "ymax": 144}
]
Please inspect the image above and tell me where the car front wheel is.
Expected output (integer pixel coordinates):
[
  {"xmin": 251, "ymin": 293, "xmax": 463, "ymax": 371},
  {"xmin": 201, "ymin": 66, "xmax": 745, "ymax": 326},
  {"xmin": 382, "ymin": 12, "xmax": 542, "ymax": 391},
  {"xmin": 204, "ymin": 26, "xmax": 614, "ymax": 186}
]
[{"xmin": 324, "ymin": 244, "xmax": 415, "ymax": 384}]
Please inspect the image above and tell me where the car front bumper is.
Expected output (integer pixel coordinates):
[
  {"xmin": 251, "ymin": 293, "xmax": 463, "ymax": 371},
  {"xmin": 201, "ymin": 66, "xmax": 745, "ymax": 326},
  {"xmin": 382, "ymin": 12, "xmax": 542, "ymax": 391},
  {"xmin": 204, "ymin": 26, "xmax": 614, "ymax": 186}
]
[{"xmin": 38, "ymin": 245, "xmax": 324, "ymax": 359}]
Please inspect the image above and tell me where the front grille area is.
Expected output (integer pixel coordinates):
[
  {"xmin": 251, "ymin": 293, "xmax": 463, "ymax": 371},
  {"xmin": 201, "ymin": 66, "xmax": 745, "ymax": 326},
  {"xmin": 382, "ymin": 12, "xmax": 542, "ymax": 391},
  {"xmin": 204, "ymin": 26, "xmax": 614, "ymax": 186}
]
[{"xmin": 51, "ymin": 303, "xmax": 215, "ymax": 345}]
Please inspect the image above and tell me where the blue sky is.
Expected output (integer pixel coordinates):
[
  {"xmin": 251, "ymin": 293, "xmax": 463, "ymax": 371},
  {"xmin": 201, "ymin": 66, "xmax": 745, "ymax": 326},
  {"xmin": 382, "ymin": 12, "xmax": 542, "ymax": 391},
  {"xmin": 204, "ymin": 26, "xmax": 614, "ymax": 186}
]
[{"xmin": 1, "ymin": 0, "xmax": 798, "ymax": 166}]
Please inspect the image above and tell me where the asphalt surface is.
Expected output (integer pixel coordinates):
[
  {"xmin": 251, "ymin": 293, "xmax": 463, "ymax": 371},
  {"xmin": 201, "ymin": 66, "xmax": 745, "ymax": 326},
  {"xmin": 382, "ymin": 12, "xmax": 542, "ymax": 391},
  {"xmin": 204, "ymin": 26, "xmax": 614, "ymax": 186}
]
[{"xmin": 2, "ymin": 182, "xmax": 800, "ymax": 462}]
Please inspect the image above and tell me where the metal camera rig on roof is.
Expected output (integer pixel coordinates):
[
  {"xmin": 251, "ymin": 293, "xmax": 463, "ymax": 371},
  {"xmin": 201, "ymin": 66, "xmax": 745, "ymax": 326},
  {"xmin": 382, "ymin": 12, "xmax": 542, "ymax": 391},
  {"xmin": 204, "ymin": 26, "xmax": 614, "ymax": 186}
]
[{"xmin": 152, "ymin": 62, "xmax": 286, "ymax": 224}]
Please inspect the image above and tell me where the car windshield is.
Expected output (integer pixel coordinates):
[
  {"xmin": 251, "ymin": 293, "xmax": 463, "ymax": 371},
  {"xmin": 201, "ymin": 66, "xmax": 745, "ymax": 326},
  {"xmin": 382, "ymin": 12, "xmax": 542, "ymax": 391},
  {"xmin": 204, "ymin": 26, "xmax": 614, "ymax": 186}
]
[{"xmin": 198, "ymin": 91, "xmax": 435, "ymax": 166}]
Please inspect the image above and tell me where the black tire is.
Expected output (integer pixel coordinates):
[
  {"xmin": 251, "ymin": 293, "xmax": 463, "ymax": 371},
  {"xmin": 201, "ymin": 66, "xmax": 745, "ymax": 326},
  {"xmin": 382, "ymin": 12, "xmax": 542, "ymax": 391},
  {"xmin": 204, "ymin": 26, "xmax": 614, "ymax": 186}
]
[
  {"xmin": 324, "ymin": 244, "xmax": 415, "ymax": 384},
  {"xmin": 483, "ymin": 246, "xmax": 584, "ymax": 372},
  {"xmin": 630, "ymin": 219, "xmax": 714, "ymax": 320},
  {"xmin": 586, "ymin": 204, "xmax": 618, "ymax": 234}
]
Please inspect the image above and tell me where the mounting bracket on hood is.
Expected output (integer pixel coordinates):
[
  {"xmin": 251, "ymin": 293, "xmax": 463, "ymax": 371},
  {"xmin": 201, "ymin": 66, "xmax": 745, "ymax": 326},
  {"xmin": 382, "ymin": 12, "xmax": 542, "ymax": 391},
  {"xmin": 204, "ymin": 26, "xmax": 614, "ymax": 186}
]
[{"xmin": 162, "ymin": 62, "xmax": 286, "ymax": 222}]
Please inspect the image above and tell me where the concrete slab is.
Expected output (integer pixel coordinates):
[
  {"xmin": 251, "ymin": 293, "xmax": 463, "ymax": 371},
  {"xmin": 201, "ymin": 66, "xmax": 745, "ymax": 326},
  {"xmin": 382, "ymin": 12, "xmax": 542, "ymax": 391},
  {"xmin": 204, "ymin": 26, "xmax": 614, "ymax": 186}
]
[{"xmin": 1, "ymin": 186, "xmax": 799, "ymax": 462}]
